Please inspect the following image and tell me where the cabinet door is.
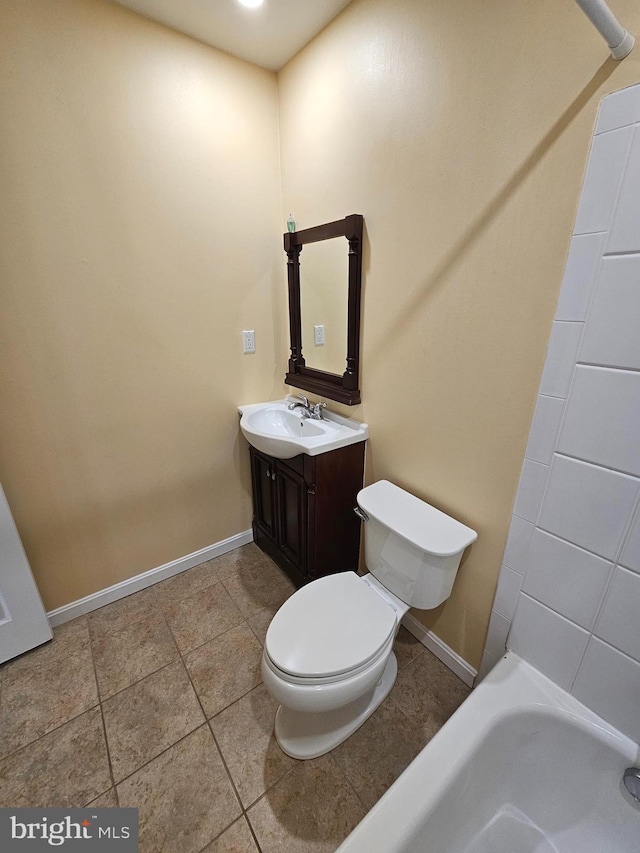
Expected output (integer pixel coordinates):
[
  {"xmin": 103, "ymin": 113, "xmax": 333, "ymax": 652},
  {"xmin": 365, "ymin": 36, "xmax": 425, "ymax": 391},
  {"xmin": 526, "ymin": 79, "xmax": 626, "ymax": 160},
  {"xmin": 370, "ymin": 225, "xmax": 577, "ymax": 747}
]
[
  {"xmin": 275, "ymin": 462, "xmax": 307, "ymax": 574},
  {"xmin": 250, "ymin": 449, "xmax": 277, "ymax": 540}
]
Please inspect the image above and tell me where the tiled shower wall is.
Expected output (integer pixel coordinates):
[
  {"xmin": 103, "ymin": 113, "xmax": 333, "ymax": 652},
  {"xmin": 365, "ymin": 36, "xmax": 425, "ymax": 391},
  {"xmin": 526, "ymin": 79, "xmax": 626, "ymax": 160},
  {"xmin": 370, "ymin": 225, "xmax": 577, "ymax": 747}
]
[{"xmin": 479, "ymin": 82, "xmax": 640, "ymax": 744}]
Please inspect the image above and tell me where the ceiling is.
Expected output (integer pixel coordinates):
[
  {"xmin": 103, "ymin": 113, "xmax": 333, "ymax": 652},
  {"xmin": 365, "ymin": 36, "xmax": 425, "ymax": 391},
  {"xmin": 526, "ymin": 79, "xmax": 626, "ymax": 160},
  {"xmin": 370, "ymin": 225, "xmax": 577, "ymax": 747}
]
[{"xmin": 113, "ymin": 0, "xmax": 353, "ymax": 71}]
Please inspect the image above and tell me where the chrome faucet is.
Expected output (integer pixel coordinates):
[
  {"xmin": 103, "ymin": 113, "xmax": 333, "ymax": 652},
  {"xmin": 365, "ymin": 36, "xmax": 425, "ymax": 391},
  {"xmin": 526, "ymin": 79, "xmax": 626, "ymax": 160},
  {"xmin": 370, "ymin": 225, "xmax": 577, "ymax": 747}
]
[
  {"xmin": 288, "ymin": 393, "xmax": 310, "ymax": 413},
  {"xmin": 310, "ymin": 401, "xmax": 327, "ymax": 420},
  {"xmin": 288, "ymin": 393, "xmax": 327, "ymax": 420}
]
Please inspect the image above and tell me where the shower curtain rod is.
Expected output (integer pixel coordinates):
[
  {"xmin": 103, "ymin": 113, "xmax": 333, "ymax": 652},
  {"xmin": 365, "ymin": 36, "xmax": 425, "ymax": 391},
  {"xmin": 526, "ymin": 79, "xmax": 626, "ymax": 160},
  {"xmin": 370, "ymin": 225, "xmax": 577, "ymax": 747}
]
[{"xmin": 574, "ymin": 0, "xmax": 634, "ymax": 59}]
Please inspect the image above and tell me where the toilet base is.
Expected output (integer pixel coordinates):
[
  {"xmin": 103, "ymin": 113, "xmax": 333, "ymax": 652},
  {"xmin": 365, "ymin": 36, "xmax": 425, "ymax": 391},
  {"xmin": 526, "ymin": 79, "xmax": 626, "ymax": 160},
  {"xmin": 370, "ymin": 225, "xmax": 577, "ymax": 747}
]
[{"xmin": 274, "ymin": 652, "xmax": 398, "ymax": 760}]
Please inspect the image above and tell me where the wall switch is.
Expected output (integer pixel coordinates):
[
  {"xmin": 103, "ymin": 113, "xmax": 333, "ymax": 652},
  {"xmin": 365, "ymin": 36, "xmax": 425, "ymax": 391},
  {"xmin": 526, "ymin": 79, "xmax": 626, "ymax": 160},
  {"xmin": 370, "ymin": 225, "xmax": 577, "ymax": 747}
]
[
  {"xmin": 314, "ymin": 324, "xmax": 325, "ymax": 346},
  {"xmin": 242, "ymin": 330, "xmax": 255, "ymax": 354}
]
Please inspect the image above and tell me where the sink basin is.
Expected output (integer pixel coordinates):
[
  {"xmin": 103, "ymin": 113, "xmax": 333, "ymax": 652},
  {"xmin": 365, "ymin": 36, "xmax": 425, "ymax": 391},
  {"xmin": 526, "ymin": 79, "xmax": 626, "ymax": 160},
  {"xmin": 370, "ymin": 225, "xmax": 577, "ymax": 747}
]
[{"xmin": 238, "ymin": 399, "xmax": 368, "ymax": 459}]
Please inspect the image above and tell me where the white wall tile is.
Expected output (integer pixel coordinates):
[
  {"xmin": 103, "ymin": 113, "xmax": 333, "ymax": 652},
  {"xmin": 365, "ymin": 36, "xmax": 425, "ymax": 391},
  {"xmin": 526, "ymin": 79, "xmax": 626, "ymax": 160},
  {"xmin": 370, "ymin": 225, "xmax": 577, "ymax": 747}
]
[
  {"xmin": 513, "ymin": 459, "xmax": 549, "ymax": 523},
  {"xmin": 554, "ymin": 233, "xmax": 606, "ymax": 321},
  {"xmin": 573, "ymin": 638, "xmax": 640, "ymax": 742},
  {"xmin": 579, "ymin": 256, "xmax": 640, "ymax": 371},
  {"xmin": 573, "ymin": 126, "xmax": 633, "ymax": 235},
  {"xmin": 608, "ymin": 126, "xmax": 640, "ymax": 252},
  {"xmin": 476, "ymin": 649, "xmax": 500, "ymax": 684},
  {"xmin": 522, "ymin": 529, "xmax": 612, "ymax": 629},
  {"xmin": 620, "ymin": 506, "xmax": 640, "ymax": 573},
  {"xmin": 557, "ymin": 366, "xmax": 640, "ymax": 476},
  {"xmin": 493, "ymin": 565, "xmax": 522, "ymax": 621},
  {"xmin": 503, "ymin": 514, "xmax": 535, "ymax": 574},
  {"xmin": 596, "ymin": 83, "xmax": 640, "ymax": 134},
  {"xmin": 538, "ymin": 455, "xmax": 640, "ymax": 560},
  {"xmin": 525, "ymin": 395, "xmax": 566, "ymax": 465},
  {"xmin": 489, "ymin": 85, "xmax": 640, "ymax": 736},
  {"xmin": 595, "ymin": 566, "xmax": 640, "ymax": 660},
  {"xmin": 539, "ymin": 322, "xmax": 583, "ymax": 398},
  {"xmin": 485, "ymin": 609, "xmax": 510, "ymax": 659},
  {"xmin": 509, "ymin": 594, "xmax": 589, "ymax": 690}
]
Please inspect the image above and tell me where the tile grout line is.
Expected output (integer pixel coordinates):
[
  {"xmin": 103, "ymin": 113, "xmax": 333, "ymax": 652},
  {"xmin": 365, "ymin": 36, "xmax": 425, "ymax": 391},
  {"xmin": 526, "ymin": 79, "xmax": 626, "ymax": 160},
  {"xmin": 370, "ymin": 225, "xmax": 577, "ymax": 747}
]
[
  {"xmin": 86, "ymin": 573, "xmax": 241, "ymax": 802},
  {"xmin": 7, "ymin": 545, "xmax": 405, "ymax": 852},
  {"xmin": 0, "ymin": 548, "xmax": 283, "ymax": 825},
  {"xmin": 0, "ymin": 619, "xmax": 103, "ymax": 765},
  {"xmin": 86, "ymin": 612, "xmax": 118, "ymax": 802},
  {"xmin": 328, "ymin": 752, "xmax": 370, "ymax": 815},
  {"xmin": 154, "ymin": 585, "xmax": 248, "ymax": 849}
]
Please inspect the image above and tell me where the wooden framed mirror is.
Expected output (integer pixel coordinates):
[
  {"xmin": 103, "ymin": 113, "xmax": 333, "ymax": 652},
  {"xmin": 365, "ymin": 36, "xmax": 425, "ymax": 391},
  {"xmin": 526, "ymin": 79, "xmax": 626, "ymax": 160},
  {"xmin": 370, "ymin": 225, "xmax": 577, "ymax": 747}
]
[{"xmin": 284, "ymin": 214, "xmax": 363, "ymax": 406}]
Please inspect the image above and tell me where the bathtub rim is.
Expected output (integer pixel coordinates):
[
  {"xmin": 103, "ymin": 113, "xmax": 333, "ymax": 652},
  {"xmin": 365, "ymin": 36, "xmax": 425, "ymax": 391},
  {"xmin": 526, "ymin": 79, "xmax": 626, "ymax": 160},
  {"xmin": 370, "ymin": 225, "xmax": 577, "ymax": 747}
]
[{"xmin": 336, "ymin": 651, "xmax": 640, "ymax": 853}]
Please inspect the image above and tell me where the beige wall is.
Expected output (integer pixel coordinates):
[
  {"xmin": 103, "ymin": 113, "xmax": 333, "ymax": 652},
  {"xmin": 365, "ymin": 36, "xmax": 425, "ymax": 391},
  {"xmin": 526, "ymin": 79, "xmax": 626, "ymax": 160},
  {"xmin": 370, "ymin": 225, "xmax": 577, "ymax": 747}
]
[
  {"xmin": 3, "ymin": 0, "xmax": 640, "ymax": 669},
  {"xmin": 0, "ymin": 0, "xmax": 282, "ymax": 610},
  {"xmin": 278, "ymin": 0, "xmax": 640, "ymax": 667}
]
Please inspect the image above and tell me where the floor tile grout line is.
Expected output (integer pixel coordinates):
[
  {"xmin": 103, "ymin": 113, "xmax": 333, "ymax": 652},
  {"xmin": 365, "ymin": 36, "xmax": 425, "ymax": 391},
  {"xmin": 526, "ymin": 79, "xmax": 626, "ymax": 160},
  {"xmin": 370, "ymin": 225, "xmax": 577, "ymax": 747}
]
[
  {"xmin": 155, "ymin": 586, "xmax": 250, "ymax": 821},
  {"xmin": 245, "ymin": 813, "xmax": 264, "ymax": 853},
  {"xmin": 0, "ymin": 701, "xmax": 102, "ymax": 766},
  {"xmin": 154, "ymin": 592, "xmax": 249, "ymax": 843},
  {"xmin": 98, "ymin": 654, "xmax": 183, "ymax": 704},
  {"xmin": 0, "ymin": 624, "xmax": 96, "ymax": 760},
  {"xmin": 2, "ymin": 548, "xmax": 289, "ymax": 826},
  {"xmin": 7, "ymin": 544, "xmax": 420, "ymax": 846},
  {"xmin": 329, "ymin": 752, "xmax": 370, "ymax": 815},
  {"xmin": 94, "ymin": 567, "xmax": 278, "ymax": 793},
  {"xmin": 235, "ymin": 751, "xmax": 302, "ymax": 814},
  {"xmin": 87, "ymin": 550, "xmax": 268, "ymax": 827},
  {"xmin": 178, "ymin": 613, "xmax": 256, "ymax": 661},
  {"xmin": 153, "ymin": 566, "xmax": 222, "ymax": 609},
  {"xmin": 88, "ymin": 625, "xmax": 118, "ymax": 799},
  {"xmin": 204, "ymin": 674, "xmax": 264, "ymax": 725},
  {"xmin": 193, "ymin": 814, "xmax": 263, "ymax": 853},
  {"xmin": 0, "ymin": 621, "xmax": 92, "ymax": 680},
  {"xmin": 0, "ymin": 622, "xmax": 100, "ymax": 759},
  {"xmin": 155, "ymin": 581, "xmax": 251, "ymax": 660},
  {"xmin": 87, "ymin": 594, "xmax": 182, "ymax": 702},
  {"xmin": 112, "ymin": 720, "xmax": 218, "ymax": 790},
  {"xmin": 87, "ymin": 592, "xmax": 160, "ymax": 638},
  {"xmin": 95, "ymin": 590, "xmax": 220, "ymax": 791},
  {"xmin": 1, "ymin": 625, "xmax": 432, "ymax": 765},
  {"xmin": 242, "ymin": 760, "xmax": 301, "ymax": 814},
  {"xmin": 204, "ymin": 719, "xmax": 250, "ymax": 841}
]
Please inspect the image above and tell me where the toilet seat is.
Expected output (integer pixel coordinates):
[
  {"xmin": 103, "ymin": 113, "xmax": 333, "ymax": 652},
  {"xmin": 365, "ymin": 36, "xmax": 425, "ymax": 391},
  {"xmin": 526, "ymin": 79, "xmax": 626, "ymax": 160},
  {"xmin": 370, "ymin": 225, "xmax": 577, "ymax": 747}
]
[
  {"xmin": 264, "ymin": 631, "xmax": 395, "ymax": 686},
  {"xmin": 265, "ymin": 572, "xmax": 397, "ymax": 681}
]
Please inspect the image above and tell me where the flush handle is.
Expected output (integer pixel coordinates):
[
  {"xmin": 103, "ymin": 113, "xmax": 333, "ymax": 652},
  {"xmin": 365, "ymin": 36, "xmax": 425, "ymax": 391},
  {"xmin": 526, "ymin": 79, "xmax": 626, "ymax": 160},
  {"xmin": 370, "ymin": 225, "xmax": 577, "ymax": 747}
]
[
  {"xmin": 353, "ymin": 506, "xmax": 369, "ymax": 523},
  {"xmin": 624, "ymin": 767, "xmax": 640, "ymax": 802}
]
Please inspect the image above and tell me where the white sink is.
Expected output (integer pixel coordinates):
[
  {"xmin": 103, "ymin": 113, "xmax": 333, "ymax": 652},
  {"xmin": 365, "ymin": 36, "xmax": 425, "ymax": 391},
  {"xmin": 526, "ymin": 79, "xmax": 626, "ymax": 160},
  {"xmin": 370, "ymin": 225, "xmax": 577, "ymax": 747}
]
[{"xmin": 238, "ymin": 399, "xmax": 368, "ymax": 459}]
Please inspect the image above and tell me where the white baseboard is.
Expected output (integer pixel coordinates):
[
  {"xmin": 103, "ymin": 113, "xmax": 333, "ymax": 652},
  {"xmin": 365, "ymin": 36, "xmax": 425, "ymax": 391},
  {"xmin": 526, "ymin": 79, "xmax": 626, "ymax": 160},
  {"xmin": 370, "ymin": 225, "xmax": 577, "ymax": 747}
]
[
  {"xmin": 47, "ymin": 529, "xmax": 254, "ymax": 627},
  {"xmin": 401, "ymin": 612, "xmax": 477, "ymax": 688}
]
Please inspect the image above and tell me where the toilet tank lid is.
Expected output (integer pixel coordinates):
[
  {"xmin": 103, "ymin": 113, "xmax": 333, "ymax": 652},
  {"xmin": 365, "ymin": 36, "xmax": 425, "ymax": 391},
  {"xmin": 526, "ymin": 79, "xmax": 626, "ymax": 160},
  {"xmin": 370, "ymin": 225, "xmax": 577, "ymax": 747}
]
[{"xmin": 357, "ymin": 480, "xmax": 477, "ymax": 557}]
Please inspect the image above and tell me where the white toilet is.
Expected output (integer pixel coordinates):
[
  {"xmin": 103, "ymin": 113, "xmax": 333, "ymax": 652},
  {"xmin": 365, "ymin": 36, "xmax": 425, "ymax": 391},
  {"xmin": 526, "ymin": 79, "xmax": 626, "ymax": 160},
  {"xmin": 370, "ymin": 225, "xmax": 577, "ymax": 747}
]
[{"xmin": 261, "ymin": 479, "xmax": 477, "ymax": 760}]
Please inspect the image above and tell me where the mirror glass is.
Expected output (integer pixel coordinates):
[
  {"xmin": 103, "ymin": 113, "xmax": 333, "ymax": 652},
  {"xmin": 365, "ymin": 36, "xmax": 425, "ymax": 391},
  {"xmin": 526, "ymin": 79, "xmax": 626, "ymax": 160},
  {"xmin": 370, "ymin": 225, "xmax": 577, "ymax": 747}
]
[{"xmin": 300, "ymin": 238, "xmax": 349, "ymax": 376}]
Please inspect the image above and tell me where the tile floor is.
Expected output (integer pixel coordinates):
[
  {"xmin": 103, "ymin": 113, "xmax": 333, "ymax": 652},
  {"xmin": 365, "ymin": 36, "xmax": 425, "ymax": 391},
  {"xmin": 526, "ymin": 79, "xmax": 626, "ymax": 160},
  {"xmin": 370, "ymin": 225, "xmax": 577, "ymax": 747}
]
[{"xmin": 0, "ymin": 543, "xmax": 470, "ymax": 852}]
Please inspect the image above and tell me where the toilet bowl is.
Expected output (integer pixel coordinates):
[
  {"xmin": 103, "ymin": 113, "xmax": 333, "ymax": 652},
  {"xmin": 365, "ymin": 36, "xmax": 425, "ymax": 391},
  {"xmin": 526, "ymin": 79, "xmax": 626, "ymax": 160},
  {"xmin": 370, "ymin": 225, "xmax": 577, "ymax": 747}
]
[{"xmin": 262, "ymin": 479, "xmax": 477, "ymax": 760}]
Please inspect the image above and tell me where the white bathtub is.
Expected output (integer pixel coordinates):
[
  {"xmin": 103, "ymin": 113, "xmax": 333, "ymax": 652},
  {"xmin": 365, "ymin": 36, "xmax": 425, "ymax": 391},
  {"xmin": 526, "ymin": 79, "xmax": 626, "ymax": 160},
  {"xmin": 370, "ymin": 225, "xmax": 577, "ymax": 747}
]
[{"xmin": 337, "ymin": 652, "xmax": 640, "ymax": 853}]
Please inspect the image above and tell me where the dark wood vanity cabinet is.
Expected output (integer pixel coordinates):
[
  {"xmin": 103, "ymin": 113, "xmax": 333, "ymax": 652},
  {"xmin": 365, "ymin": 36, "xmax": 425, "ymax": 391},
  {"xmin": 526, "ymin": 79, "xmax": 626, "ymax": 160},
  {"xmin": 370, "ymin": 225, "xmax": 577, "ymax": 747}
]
[{"xmin": 249, "ymin": 441, "xmax": 366, "ymax": 588}]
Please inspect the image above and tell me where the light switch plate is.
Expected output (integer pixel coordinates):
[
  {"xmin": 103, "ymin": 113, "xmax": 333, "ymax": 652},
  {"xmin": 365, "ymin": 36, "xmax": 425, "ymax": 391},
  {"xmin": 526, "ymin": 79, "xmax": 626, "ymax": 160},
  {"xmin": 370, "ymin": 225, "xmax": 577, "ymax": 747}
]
[{"xmin": 314, "ymin": 324, "xmax": 325, "ymax": 346}]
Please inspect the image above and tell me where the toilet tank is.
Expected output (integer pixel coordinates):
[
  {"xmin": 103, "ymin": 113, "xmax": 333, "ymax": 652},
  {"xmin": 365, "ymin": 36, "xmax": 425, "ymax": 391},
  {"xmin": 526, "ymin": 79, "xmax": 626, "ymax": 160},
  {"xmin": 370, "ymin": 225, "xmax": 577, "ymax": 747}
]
[{"xmin": 357, "ymin": 480, "xmax": 477, "ymax": 609}]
